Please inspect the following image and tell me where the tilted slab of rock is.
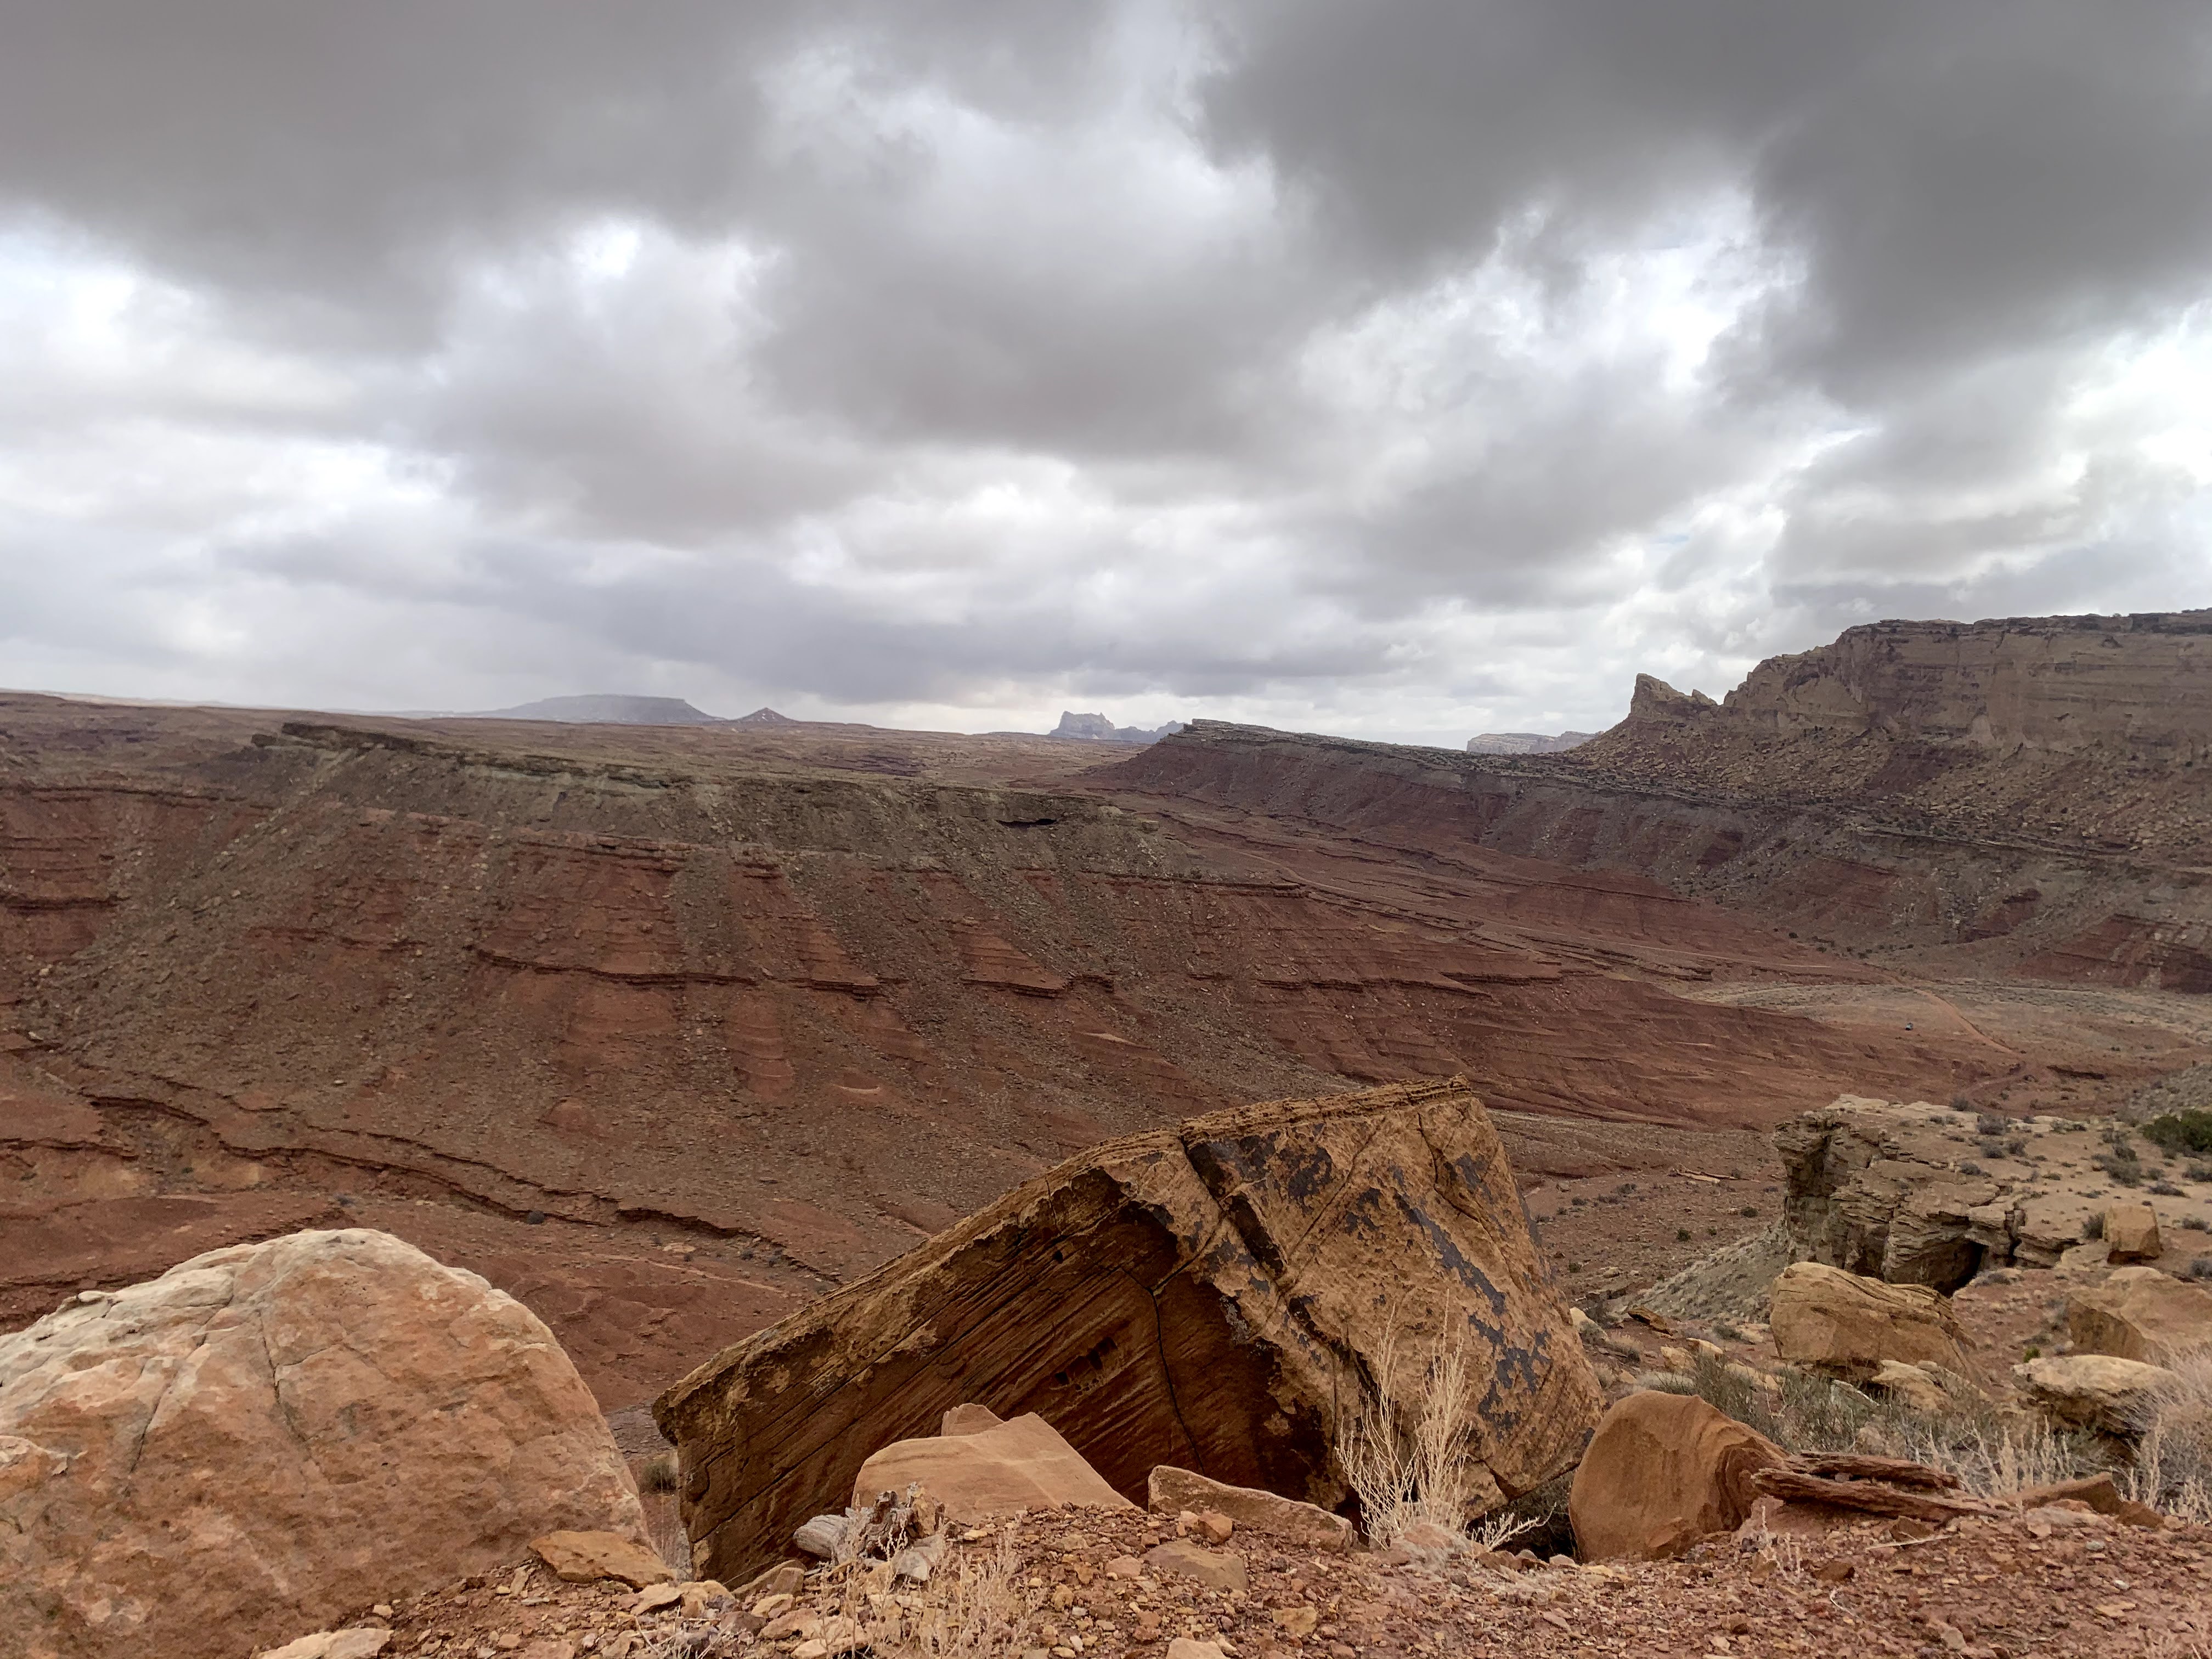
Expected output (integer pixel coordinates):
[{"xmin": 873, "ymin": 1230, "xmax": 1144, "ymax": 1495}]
[
  {"xmin": 1775, "ymin": 1097, "xmax": 2212, "ymax": 1284},
  {"xmin": 656, "ymin": 1077, "xmax": 1602, "ymax": 1584},
  {"xmin": 2068, "ymin": 1266, "xmax": 2212, "ymax": 1364},
  {"xmin": 1147, "ymin": 1465, "xmax": 1355, "ymax": 1553},
  {"xmin": 0, "ymin": 1228, "xmax": 647, "ymax": 1659}
]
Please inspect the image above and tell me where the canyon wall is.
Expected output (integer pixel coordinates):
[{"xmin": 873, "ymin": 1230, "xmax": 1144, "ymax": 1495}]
[
  {"xmin": 1706, "ymin": 611, "xmax": 2212, "ymax": 754},
  {"xmin": 1102, "ymin": 708, "xmax": 2212, "ymax": 994},
  {"xmin": 4, "ymin": 696, "xmax": 2005, "ymax": 1403}
]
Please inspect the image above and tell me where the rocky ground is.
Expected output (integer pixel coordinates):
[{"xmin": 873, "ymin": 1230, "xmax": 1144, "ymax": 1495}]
[{"xmin": 324, "ymin": 1503, "xmax": 2211, "ymax": 1659}]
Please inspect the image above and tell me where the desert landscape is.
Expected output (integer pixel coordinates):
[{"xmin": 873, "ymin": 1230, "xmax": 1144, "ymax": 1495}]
[{"xmin": 9, "ymin": 610, "xmax": 2212, "ymax": 1656}]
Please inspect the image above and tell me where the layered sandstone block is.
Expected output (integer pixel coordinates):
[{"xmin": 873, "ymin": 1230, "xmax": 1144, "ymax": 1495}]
[
  {"xmin": 0, "ymin": 1228, "xmax": 646, "ymax": 1659},
  {"xmin": 1569, "ymin": 1391, "xmax": 1785, "ymax": 1561},
  {"xmin": 2068, "ymin": 1267, "xmax": 2212, "ymax": 1365},
  {"xmin": 656, "ymin": 1078, "xmax": 1601, "ymax": 1584}
]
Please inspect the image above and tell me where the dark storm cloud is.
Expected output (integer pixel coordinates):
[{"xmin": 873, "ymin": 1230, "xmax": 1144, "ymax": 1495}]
[{"xmin": 1, "ymin": 1, "xmax": 2208, "ymax": 738}]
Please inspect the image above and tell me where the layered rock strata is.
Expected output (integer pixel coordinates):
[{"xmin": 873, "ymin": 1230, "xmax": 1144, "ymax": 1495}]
[
  {"xmin": 656, "ymin": 1078, "xmax": 1601, "ymax": 1585},
  {"xmin": 1768, "ymin": 1262, "xmax": 1972, "ymax": 1382}
]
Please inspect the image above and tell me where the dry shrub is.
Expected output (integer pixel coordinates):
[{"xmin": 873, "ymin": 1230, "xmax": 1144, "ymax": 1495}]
[
  {"xmin": 639, "ymin": 1450, "xmax": 680, "ymax": 1493},
  {"xmin": 2127, "ymin": 1345, "xmax": 2212, "ymax": 1525},
  {"xmin": 1334, "ymin": 1319, "xmax": 1486, "ymax": 1545}
]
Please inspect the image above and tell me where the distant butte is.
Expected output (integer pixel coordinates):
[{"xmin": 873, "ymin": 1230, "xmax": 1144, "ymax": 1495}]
[{"xmin": 1465, "ymin": 730, "xmax": 1595, "ymax": 754}]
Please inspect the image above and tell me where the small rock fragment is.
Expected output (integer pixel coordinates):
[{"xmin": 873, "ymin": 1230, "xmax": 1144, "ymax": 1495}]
[
  {"xmin": 1142, "ymin": 1539, "xmax": 1248, "ymax": 1593},
  {"xmin": 894, "ymin": 1533, "xmax": 949, "ymax": 1582},
  {"xmin": 629, "ymin": 1584, "xmax": 684, "ymax": 1616},
  {"xmin": 260, "ymin": 1633, "xmax": 394, "ymax": 1659},
  {"xmin": 529, "ymin": 1532, "xmax": 674, "ymax": 1589}
]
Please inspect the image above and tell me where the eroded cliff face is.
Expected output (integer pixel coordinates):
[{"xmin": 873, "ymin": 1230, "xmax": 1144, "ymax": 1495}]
[
  {"xmin": 1101, "ymin": 715, "xmax": 2212, "ymax": 991},
  {"xmin": 1573, "ymin": 611, "xmax": 2212, "ymax": 868},
  {"xmin": 1717, "ymin": 612, "xmax": 2212, "ymax": 754}
]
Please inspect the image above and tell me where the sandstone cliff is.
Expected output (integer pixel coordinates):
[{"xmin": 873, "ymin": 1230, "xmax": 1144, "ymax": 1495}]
[{"xmin": 1575, "ymin": 611, "xmax": 2212, "ymax": 864}]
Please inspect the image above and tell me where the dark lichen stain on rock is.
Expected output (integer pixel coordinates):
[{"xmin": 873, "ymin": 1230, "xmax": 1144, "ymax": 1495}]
[{"xmin": 655, "ymin": 1077, "xmax": 1601, "ymax": 1583}]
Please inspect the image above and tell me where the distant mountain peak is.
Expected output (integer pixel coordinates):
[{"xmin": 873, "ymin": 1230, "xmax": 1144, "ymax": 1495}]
[
  {"xmin": 476, "ymin": 694, "xmax": 723, "ymax": 726},
  {"xmin": 730, "ymin": 707, "xmax": 799, "ymax": 726}
]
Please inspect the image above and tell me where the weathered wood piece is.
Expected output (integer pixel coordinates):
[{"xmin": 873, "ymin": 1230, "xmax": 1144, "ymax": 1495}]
[
  {"xmin": 1751, "ymin": 1467, "xmax": 1996, "ymax": 1521},
  {"xmin": 1785, "ymin": 1453, "xmax": 1963, "ymax": 1491},
  {"xmin": 655, "ymin": 1077, "xmax": 1602, "ymax": 1584}
]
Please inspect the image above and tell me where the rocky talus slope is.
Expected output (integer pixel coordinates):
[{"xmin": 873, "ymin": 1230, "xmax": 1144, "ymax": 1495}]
[{"xmin": 330, "ymin": 1500, "xmax": 2212, "ymax": 1659}]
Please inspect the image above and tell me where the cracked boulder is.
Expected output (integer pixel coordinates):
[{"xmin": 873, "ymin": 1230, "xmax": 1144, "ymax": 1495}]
[
  {"xmin": 0, "ymin": 1228, "xmax": 646, "ymax": 1659},
  {"xmin": 657, "ymin": 1077, "xmax": 1601, "ymax": 1585}
]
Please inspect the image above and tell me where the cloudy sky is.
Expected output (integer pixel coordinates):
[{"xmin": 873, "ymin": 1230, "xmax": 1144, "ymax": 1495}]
[{"xmin": 3, "ymin": 2, "xmax": 2209, "ymax": 745}]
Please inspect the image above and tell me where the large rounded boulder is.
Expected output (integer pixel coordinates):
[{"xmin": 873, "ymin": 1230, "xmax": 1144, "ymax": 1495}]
[{"xmin": 1, "ymin": 1228, "xmax": 647, "ymax": 1659}]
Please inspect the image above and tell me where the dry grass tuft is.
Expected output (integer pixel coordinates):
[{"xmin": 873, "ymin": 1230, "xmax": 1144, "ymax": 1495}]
[
  {"xmin": 881, "ymin": 1531, "xmax": 1036, "ymax": 1659},
  {"xmin": 1672, "ymin": 1352, "xmax": 2109, "ymax": 1499},
  {"xmin": 2126, "ymin": 1345, "xmax": 2212, "ymax": 1525}
]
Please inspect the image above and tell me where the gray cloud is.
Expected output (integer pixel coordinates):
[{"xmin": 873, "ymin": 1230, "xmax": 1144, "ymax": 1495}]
[{"xmin": 1, "ymin": 0, "xmax": 2208, "ymax": 743}]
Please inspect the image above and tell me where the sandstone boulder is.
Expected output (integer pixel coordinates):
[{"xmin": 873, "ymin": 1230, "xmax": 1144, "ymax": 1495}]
[
  {"xmin": 1869, "ymin": 1360, "xmax": 1953, "ymax": 1413},
  {"xmin": 0, "ymin": 1228, "xmax": 646, "ymax": 1659},
  {"xmin": 2067, "ymin": 1267, "xmax": 2212, "ymax": 1364},
  {"xmin": 2104, "ymin": 1203, "xmax": 2163, "ymax": 1263},
  {"xmin": 2012, "ymin": 1473, "xmax": 2165, "ymax": 1527},
  {"xmin": 1147, "ymin": 1465, "xmax": 1354, "ymax": 1553},
  {"xmin": 1144, "ymin": 1539, "xmax": 1248, "ymax": 1592},
  {"xmin": 657, "ymin": 1079, "xmax": 1602, "ymax": 1584},
  {"xmin": 1568, "ymin": 1391, "xmax": 1786, "ymax": 1561},
  {"xmin": 2013, "ymin": 1355, "xmax": 2180, "ymax": 1436},
  {"xmin": 852, "ymin": 1410, "xmax": 1132, "ymax": 1522},
  {"xmin": 1769, "ymin": 1261, "xmax": 1971, "ymax": 1382}
]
